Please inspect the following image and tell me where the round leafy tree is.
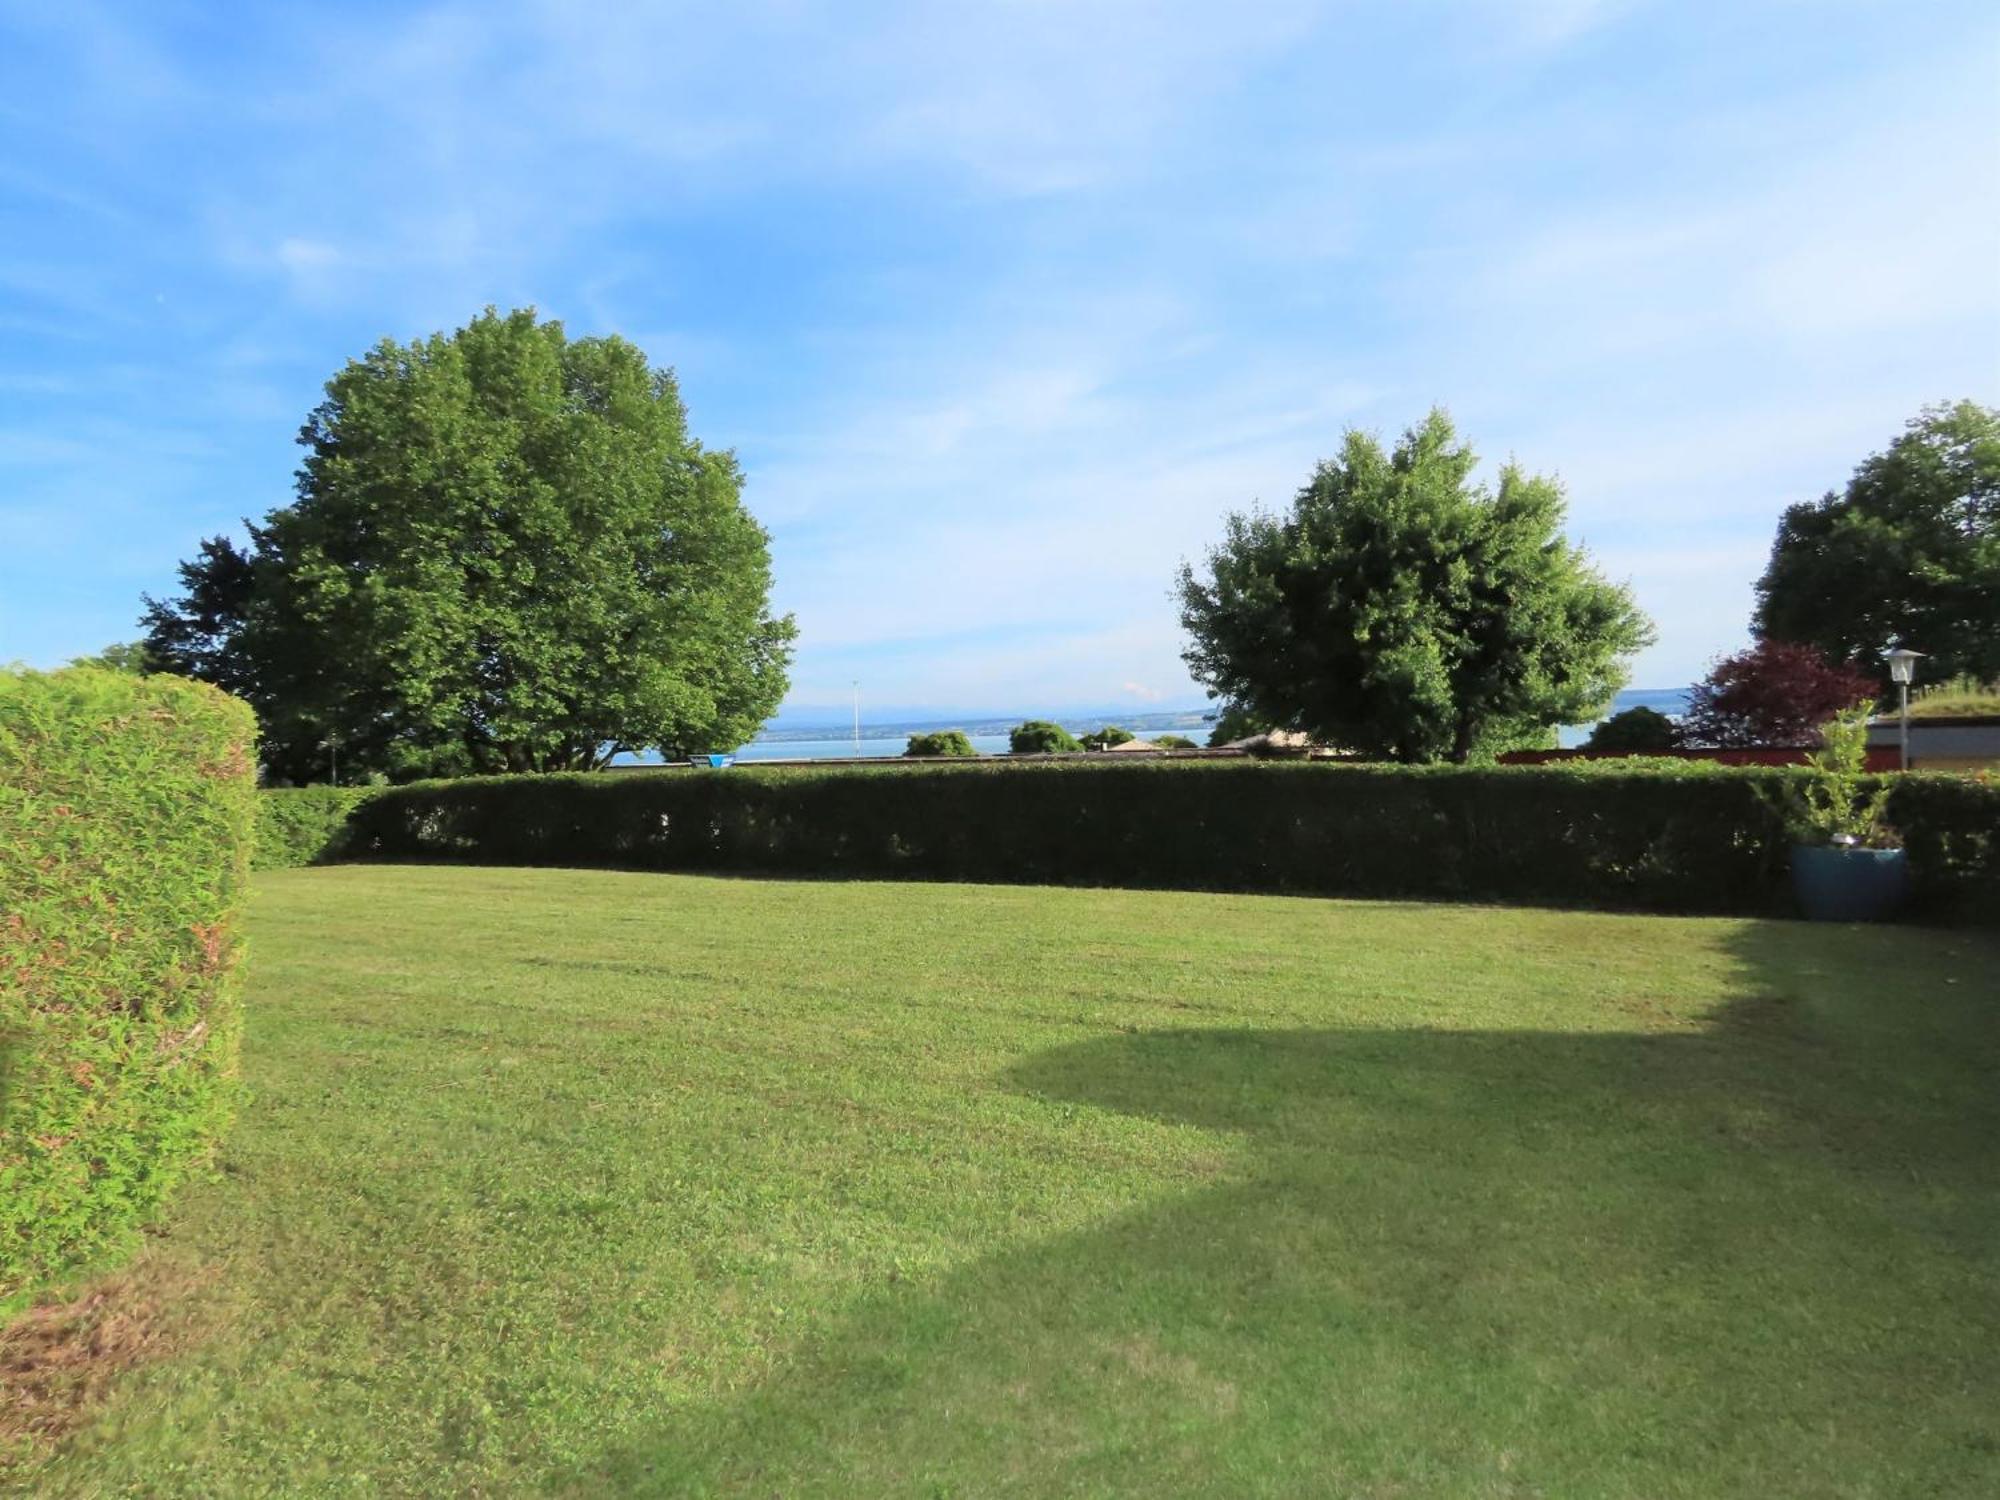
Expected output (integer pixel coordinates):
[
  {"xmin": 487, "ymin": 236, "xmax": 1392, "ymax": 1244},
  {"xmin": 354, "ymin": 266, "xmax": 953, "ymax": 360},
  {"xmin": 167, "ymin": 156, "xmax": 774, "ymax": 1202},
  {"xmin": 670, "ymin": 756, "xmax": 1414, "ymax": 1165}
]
[
  {"xmin": 905, "ymin": 729, "xmax": 978, "ymax": 757},
  {"xmin": 1177, "ymin": 410, "xmax": 1652, "ymax": 763},
  {"xmin": 1079, "ymin": 726, "xmax": 1135, "ymax": 750},
  {"xmin": 142, "ymin": 308, "xmax": 796, "ymax": 782},
  {"xmin": 1152, "ymin": 733, "xmax": 1198, "ymax": 749},
  {"xmin": 1582, "ymin": 705, "xmax": 1680, "ymax": 753},
  {"xmin": 1009, "ymin": 719, "xmax": 1082, "ymax": 754}
]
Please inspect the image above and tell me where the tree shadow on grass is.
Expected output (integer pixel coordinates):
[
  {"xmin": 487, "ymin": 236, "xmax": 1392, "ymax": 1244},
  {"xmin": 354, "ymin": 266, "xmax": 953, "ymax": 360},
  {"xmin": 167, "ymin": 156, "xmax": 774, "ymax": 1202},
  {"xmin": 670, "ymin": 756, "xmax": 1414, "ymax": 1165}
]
[{"xmin": 575, "ymin": 926, "xmax": 2000, "ymax": 1498}]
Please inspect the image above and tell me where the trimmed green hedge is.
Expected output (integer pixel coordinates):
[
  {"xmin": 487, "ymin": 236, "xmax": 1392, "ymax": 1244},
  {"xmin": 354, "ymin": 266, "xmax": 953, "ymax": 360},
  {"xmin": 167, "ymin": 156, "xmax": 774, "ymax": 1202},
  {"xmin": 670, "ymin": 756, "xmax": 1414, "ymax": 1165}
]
[
  {"xmin": 331, "ymin": 760, "xmax": 1796, "ymax": 914},
  {"xmin": 1889, "ymin": 774, "xmax": 2000, "ymax": 925},
  {"xmin": 262, "ymin": 761, "xmax": 2000, "ymax": 921},
  {"xmin": 1, "ymin": 668, "xmax": 257, "ymax": 1306},
  {"xmin": 256, "ymin": 785, "xmax": 370, "ymax": 870}
]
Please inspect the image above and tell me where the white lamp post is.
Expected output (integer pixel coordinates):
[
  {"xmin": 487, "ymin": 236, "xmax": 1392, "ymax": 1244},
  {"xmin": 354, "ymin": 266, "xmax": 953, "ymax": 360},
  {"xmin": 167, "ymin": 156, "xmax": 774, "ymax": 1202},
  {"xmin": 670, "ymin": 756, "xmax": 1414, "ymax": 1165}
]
[{"xmin": 1885, "ymin": 647, "xmax": 1924, "ymax": 771}]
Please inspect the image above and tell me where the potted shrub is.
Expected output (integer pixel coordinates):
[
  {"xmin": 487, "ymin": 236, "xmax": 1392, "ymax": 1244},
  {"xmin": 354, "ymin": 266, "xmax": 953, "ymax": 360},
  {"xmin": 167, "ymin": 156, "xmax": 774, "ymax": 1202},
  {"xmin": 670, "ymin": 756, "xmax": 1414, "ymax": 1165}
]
[{"xmin": 1781, "ymin": 708, "xmax": 1909, "ymax": 921}]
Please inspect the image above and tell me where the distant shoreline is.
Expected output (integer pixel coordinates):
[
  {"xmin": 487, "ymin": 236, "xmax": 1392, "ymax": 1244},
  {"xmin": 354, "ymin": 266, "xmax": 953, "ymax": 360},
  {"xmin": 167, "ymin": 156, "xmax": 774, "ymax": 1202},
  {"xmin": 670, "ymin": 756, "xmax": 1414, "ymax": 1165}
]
[
  {"xmin": 752, "ymin": 689, "xmax": 1691, "ymax": 745},
  {"xmin": 753, "ymin": 707, "xmax": 1211, "ymax": 746},
  {"xmin": 609, "ymin": 689, "xmax": 1693, "ymax": 765}
]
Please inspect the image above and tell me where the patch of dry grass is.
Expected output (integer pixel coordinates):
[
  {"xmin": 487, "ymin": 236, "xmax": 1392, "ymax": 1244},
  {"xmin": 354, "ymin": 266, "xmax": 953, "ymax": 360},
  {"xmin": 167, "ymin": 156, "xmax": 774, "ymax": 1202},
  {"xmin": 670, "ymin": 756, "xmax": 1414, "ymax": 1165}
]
[{"xmin": 0, "ymin": 1259, "xmax": 217, "ymax": 1469}]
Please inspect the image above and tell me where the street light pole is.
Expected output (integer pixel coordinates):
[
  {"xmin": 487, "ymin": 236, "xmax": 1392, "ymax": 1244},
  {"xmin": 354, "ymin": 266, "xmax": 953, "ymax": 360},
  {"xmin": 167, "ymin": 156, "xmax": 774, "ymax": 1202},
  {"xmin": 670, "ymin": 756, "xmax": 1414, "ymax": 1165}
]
[{"xmin": 852, "ymin": 681, "xmax": 861, "ymax": 759}]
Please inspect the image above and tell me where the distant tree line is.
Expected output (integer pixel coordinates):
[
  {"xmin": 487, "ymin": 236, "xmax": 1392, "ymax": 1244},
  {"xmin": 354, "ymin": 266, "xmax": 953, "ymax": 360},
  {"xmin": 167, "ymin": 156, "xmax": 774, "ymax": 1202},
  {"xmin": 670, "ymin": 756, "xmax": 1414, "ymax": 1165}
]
[
  {"xmin": 91, "ymin": 342, "xmax": 1992, "ymax": 780},
  {"xmin": 902, "ymin": 722, "xmax": 1201, "ymax": 757}
]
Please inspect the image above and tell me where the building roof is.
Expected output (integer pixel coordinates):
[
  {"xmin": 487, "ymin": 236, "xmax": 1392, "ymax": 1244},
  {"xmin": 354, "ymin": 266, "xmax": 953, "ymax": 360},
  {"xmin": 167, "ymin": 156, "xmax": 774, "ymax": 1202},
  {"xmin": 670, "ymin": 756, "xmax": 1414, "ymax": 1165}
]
[{"xmin": 1220, "ymin": 729, "xmax": 1312, "ymax": 752}]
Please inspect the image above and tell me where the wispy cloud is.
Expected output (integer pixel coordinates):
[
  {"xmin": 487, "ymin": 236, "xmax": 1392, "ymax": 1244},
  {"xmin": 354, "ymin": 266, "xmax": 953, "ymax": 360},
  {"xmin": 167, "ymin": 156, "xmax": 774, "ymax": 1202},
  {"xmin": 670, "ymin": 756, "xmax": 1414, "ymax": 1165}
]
[{"xmin": 1, "ymin": 0, "xmax": 1994, "ymax": 702}]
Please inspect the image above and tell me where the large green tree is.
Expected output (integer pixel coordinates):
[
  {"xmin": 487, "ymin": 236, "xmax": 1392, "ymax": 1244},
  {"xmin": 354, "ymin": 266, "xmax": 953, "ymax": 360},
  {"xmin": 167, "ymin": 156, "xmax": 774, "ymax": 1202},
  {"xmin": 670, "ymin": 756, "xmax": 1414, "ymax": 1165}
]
[
  {"xmin": 144, "ymin": 309, "xmax": 795, "ymax": 782},
  {"xmin": 1176, "ymin": 410, "xmax": 1653, "ymax": 763},
  {"xmin": 1754, "ymin": 400, "xmax": 1999, "ymax": 685}
]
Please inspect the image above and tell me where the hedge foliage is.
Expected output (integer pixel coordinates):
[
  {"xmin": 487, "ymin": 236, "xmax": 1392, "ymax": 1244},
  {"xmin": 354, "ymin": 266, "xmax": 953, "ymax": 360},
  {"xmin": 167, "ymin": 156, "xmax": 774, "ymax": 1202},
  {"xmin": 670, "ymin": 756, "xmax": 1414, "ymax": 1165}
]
[
  {"xmin": 261, "ymin": 761, "xmax": 2000, "ymax": 921},
  {"xmin": 1, "ymin": 668, "xmax": 257, "ymax": 1305},
  {"xmin": 256, "ymin": 785, "xmax": 371, "ymax": 870},
  {"xmin": 314, "ymin": 761, "xmax": 1757, "ymax": 913},
  {"xmin": 1888, "ymin": 773, "xmax": 2000, "ymax": 924}
]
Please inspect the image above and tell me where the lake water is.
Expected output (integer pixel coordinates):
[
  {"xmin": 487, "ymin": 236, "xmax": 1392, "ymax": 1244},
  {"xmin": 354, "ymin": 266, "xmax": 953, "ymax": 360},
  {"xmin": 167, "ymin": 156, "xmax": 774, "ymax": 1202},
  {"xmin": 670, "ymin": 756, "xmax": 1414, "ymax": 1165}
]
[
  {"xmin": 735, "ymin": 734, "xmax": 1015, "ymax": 761},
  {"xmin": 643, "ymin": 688, "xmax": 1695, "ymax": 763}
]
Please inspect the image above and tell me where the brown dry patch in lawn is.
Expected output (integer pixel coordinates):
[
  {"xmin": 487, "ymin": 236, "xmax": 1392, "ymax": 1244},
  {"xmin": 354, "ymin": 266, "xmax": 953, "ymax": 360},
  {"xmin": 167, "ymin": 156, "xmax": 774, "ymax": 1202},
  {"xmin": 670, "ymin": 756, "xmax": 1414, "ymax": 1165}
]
[
  {"xmin": 1110, "ymin": 1333, "xmax": 1242, "ymax": 1418},
  {"xmin": 0, "ymin": 1256, "xmax": 219, "ymax": 1468}
]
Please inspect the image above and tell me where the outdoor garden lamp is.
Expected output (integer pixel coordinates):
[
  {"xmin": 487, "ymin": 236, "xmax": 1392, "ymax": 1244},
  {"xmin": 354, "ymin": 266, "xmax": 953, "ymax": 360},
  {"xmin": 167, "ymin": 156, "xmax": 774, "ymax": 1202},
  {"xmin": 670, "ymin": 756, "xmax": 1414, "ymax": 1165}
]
[{"xmin": 1886, "ymin": 647, "xmax": 1924, "ymax": 771}]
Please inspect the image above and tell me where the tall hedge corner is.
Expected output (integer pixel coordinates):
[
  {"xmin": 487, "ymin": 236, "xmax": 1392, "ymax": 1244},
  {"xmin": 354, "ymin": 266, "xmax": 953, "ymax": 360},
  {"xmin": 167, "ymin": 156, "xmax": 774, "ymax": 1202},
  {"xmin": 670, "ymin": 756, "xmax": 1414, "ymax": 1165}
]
[
  {"xmin": 0, "ymin": 667, "xmax": 258, "ymax": 1306},
  {"xmin": 256, "ymin": 785, "xmax": 369, "ymax": 870}
]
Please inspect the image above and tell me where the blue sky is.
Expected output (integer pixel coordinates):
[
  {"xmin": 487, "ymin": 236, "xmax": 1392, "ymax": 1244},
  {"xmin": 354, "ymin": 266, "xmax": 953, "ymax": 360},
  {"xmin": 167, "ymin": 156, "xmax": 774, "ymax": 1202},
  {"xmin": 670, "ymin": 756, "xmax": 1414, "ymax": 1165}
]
[{"xmin": 3, "ymin": 1, "xmax": 1996, "ymax": 718}]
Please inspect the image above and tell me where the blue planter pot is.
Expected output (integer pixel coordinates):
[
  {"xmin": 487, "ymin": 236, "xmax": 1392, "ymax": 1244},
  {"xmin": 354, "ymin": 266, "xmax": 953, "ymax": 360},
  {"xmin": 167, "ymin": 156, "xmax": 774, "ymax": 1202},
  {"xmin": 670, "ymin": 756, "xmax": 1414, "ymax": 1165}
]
[{"xmin": 1792, "ymin": 844, "xmax": 1909, "ymax": 922}]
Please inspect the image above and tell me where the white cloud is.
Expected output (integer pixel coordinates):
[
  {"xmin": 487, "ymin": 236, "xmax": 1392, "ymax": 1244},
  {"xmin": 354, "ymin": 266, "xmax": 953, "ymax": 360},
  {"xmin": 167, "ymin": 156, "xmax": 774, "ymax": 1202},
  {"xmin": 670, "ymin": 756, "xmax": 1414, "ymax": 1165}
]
[{"xmin": 275, "ymin": 237, "xmax": 341, "ymax": 272}]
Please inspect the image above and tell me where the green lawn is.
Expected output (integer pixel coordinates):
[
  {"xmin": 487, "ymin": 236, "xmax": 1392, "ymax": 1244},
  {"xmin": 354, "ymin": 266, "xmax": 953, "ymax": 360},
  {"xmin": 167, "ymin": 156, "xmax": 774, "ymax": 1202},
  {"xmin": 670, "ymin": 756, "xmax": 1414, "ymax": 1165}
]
[{"xmin": 11, "ymin": 868, "xmax": 1999, "ymax": 1496}]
